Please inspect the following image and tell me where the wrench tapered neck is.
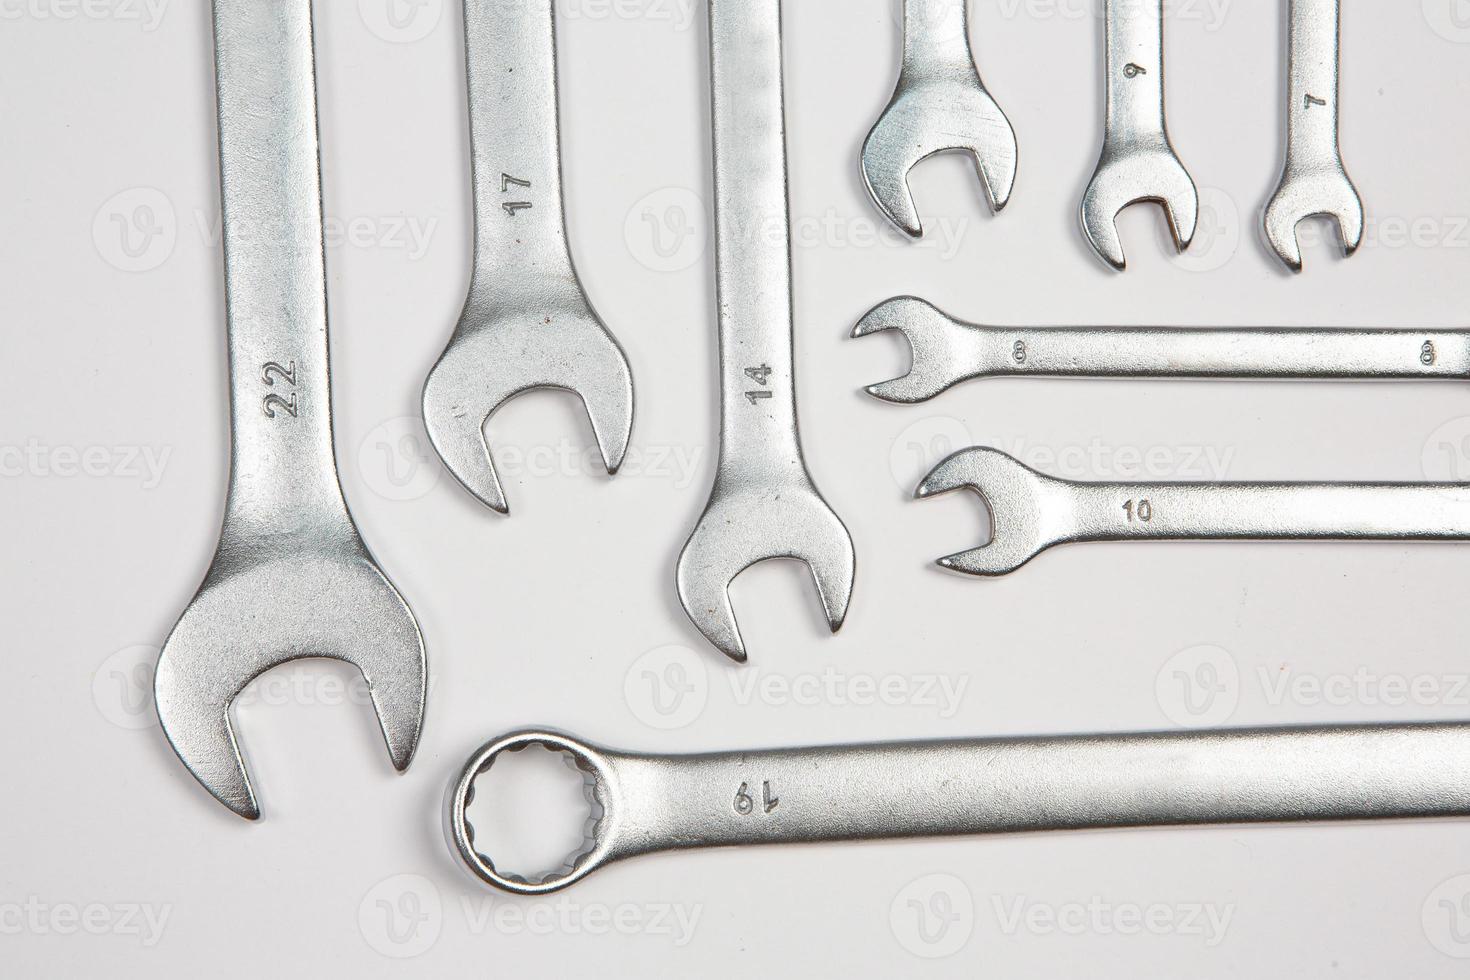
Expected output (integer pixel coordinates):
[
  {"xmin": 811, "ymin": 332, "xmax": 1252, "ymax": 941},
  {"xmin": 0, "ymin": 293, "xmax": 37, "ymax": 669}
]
[
  {"xmin": 709, "ymin": 0, "xmax": 803, "ymax": 465},
  {"xmin": 463, "ymin": 0, "xmax": 573, "ymax": 295},
  {"xmin": 213, "ymin": 0, "xmax": 351, "ymax": 538},
  {"xmin": 1103, "ymin": 0, "xmax": 1169, "ymax": 142},
  {"xmin": 901, "ymin": 0, "xmax": 974, "ymax": 77}
]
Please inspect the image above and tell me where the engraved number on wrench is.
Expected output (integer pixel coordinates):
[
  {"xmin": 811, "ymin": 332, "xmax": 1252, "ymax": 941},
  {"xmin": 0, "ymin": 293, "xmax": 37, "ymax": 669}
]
[
  {"xmin": 1122, "ymin": 499, "xmax": 1154, "ymax": 523},
  {"xmin": 744, "ymin": 363, "xmax": 774, "ymax": 405},
  {"xmin": 733, "ymin": 780, "xmax": 779, "ymax": 815},
  {"xmin": 261, "ymin": 360, "xmax": 298, "ymax": 419},
  {"xmin": 501, "ymin": 173, "xmax": 532, "ymax": 217}
]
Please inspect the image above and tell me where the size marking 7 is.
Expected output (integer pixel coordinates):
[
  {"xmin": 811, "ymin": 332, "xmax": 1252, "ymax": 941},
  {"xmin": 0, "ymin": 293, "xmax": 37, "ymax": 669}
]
[
  {"xmin": 744, "ymin": 364, "xmax": 773, "ymax": 405},
  {"xmin": 501, "ymin": 173, "xmax": 532, "ymax": 217}
]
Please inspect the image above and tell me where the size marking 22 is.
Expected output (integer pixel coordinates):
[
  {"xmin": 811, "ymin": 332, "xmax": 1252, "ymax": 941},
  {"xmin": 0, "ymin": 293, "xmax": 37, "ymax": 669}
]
[
  {"xmin": 744, "ymin": 364, "xmax": 773, "ymax": 405},
  {"xmin": 501, "ymin": 174, "xmax": 532, "ymax": 217},
  {"xmin": 261, "ymin": 360, "xmax": 298, "ymax": 419},
  {"xmin": 733, "ymin": 781, "xmax": 778, "ymax": 815}
]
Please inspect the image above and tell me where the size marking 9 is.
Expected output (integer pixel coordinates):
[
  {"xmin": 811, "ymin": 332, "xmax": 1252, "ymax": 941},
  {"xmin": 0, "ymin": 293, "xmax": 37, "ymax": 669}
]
[
  {"xmin": 261, "ymin": 360, "xmax": 298, "ymax": 419},
  {"xmin": 744, "ymin": 364, "xmax": 773, "ymax": 405},
  {"xmin": 501, "ymin": 173, "xmax": 532, "ymax": 217},
  {"xmin": 1122, "ymin": 499, "xmax": 1153, "ymax": 523},
  {"xmin": 734, "ymin": 780, "xmax": 779, "ymax": 815},
  {"xmin": 1123, "ymin": 63, "xmax": 1147, "ymax": 78}
]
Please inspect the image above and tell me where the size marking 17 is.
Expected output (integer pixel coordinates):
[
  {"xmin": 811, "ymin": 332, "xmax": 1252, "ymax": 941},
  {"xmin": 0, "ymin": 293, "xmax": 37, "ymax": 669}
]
[
  {"xmin": 261, "ymin": 360, "xmax": 298, "ymax": 419},
  {"xmin": 501, "ymin": 173, "xmax": 532, "ymax": 217},
  {"xmin": 734, "ymin": 781, "xmax": 778, "ymax": 815},
  {"xmin": 744, "ymin": 364, "xmax": 773, "ymax": 405}
]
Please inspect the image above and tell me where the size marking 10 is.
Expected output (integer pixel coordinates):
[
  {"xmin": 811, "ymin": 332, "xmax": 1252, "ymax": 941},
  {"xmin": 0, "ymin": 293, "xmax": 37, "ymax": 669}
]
[
  {"xmin": 744, "ymin": 364, "xmax": 773, "ymax": 405},
  {"xmin": 1122, "ymin": 499, "xmax": 1153, "ymax": 523},
  {"xmin": 261, "ymin": 360, "xmax": 298, "ymax": 419},
  {"xmin": 501, "ymin": 173, "xmax": 532, "ymax": 217},
  {"xmin": 734, "ymin": 781, "xmax": 778, "ymax": 815}
]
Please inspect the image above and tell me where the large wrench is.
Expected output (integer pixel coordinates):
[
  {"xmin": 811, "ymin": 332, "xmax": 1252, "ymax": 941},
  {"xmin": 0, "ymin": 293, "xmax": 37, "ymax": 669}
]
[
  {"xmin": 1262, "ymin": 0, "xmax": 1363, "ymax": 273},
  {"xmin": 422, "ymin": 0, "xmax": 635, "ymax": 515},
  {"xmin": 676, "ymin": 0, "xmax": 855, "ymax": 664},
  {"xmin": 854, "ymin": 296, "xmax": 1465, "ymax": 404},
  {"xmin": 449, "ymin": 725, "xmax": 1470, "ymax": 894},
  {"xmin": 1080, "ymin": 0, "xmax": 1198, "ymax": 271},
  {"xmin": 860, "ymin": 0, "xmax": 1019, "ymax": 237},
  {"xmin": 920, "ymin": 448, "xmax": 1470, "ymax": 576},
  {"xmin": 154, "ymin": 0, "xmax": 427, "ymax": 820}
]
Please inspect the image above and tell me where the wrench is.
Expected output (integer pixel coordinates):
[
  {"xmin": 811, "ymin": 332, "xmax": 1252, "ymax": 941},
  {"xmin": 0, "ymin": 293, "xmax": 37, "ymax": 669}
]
[
  {"xmin": 854, "ymin": 296, "xmax": 1466, "ymax": 404},
  {"xmin": 1080, "ymin": 0, "xmax": 1198, "ymax": 271},
  {"xmin": 449, "ymin": 725, "xmax": 1470, "ymax": 894},
  {"xmin": 919, "ymin": 447, "xmax": 1470, "ymax": 576},
  {"xmin": 422, "ymin": 0, "xmax": 635, "ymax": 514},
  {"xmin": 860, "ymin": 0, "xmax": 1019, "ymax": 237},
  {"xmin": 676, "ymin": 0, "xmax": 856, "ymax": 665},
  {"xmin": 154, "ymin": 0, "xmax": 427, "ymax": 820},
  {"xmin": 1262, "ymin": 0, "xmax": 1363, "ymax": 273}
]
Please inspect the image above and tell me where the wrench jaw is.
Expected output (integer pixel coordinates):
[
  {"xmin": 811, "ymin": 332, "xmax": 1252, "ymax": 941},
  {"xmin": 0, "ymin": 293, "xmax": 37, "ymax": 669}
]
[
  {"xmin": 1080, "ymin": 147, "xmax": 1199, "ymax": 271},
  {"xmin": 917, "ymin": 448, "xmax": 1060, "ymax": 577},
  {"xmin": 422, "ymin": 298, "xmax": 635, "ymax": 514},
  {"xmin": 676, "ymin": 478, "xmax": 856, "ymax": 664},
  {"xmin": 154, "ymin": 551, "xmax": 427, "ymax": 820},
  {"xmin": 852, "ymin": 296, "xmax": 985, "ymax": 404},
  {"xmin": 860, "ymin": 78, "xmax": 1019, "ymax": 238},
  {"xmin": 1262, "ymin": 170, "xmax": 1365, "ymax": 273}
]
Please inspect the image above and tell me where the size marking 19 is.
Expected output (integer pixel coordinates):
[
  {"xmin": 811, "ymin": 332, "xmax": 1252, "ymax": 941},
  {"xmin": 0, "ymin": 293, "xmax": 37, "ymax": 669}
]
[
  {"xmin": 261, "ymin": 360, "xmax": 298, "ymax": 419},
  {"xmin": 734, "ymin": 781, "xmax": 778, "ymax": 815},
  {"xmin": 501, "ymin": 173, "xmax": 532, "ymax": 217},
  {"xmin": 744, "ymin": 364, "xmax": 773, "ymax": 405},
  {"xmin": 1122, "ymin": 499, "xmax": 1153, "ymax": 523}
]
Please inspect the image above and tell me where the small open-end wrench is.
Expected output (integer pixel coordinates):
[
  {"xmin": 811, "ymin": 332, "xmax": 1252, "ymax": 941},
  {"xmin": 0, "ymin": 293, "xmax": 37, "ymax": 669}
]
[
  {"xmin": 854, "ymin": 296, "xmax": 1467, "ymax": 404},
  {"xmin": 1262, "ymin": 0, "xmax": 1363, "ymax": 273},
  {"xmin": 422, "ymin": 0, "xmax": 635, "ymax": 514},
  {"xmin": 449, "ymin": 725, "xmax": 1470, "ymax": 894},
  {"xmin": 676, "ymin": 0, "xmax": 855, "ymax": 664},
  {"xmin": 860, "ymin": 0, "xmax": 1019, "ymax": 237},
  {"xmin": 919, "ymin": 447, "xmax": 1470, "ymax": 576},
  {"xmin": 1080, "ymin": 0, "xmax": 1198, "ymax": 271},
  {"xmin": 154, "ymin": 0, "xmax": 427, "ymax": 820}
]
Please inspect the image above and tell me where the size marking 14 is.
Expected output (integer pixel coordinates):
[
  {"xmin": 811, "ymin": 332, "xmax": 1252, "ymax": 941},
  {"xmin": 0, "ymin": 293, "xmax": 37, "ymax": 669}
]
[
  {"xmin": 733, "ymin": 781, "xmax": 778, "ymax": 815},
  {"xmin": 744, "ymin": 364, "xmax": 773, "ymax": 405},
  {"xmin": 501, "ymin": 173, "xmax": 532, "ymax": 217},
  {"xmin": 261, "ymin": 360, "xmax": 298, "ymax": 419}
]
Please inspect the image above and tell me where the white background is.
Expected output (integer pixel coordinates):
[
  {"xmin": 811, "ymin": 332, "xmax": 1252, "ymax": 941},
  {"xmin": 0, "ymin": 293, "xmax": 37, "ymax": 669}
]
[{"xmin": 5, "ymin": 0, "xmax": 1470, "ymax": 974}]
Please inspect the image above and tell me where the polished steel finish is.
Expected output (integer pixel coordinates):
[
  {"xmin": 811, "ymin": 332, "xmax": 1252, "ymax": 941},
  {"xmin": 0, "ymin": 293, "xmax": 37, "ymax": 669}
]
[
  {"xmin": 154, "ymin": 0, "xmax": 427, "ymax": 820},
  {"xmin": 860, "ymin": 0, "xmax": 1018, "ymax": 237},
  {"xmin": 855, "ymin": 296, "xmax": 1469, "ymax": 404},
  {"xmin": 1080, "ymin": 0, "xmax": 1197, "ymax": 270},
  {"xmin": 676, "ymin": 0, "xmax": 856, "ymax": 665},
  {"xmin": 920, "ymin": 447, "xmax": 1470, "ymax": 576},
  {"xmin": 1263, "ymin": 0, "xmax": 1362, "ymax": 272},
  {"xmin": 422, "ymin": 0, "xmax": 635, "ymax": 514},
  {"xmin": 450, "ymin": 725, "xmax": 1470, "ymax": 894}
]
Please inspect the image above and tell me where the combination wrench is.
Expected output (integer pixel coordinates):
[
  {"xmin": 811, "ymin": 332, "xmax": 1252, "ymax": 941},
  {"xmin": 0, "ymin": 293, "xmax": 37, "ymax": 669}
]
[
  {"xmin": 1080, "ymin": 0, "xmax": 1198, "ymax": 271},
  {"xmin": 154, "ymin": 0, "xmax": 427, "ymax": 820},
  {"xmin": 854, "ymin": 296, "xmax": 1467, "ymax": 404},
  {"xmin": 676, "ymin": 0, "xmax": 855, "ymax": 664},
  {"xmin": 449, "ymin": 725, "xmax": 1470, "ymax": 894},
  {"xmin": 422, "ymin": 0, "xmax": 635, "ymax": 514},
  {"xmin": 860, "ymin": 0, "xmax": 1019, "ymax": 237},
  {"xmin": 920, "ymin": 447, "xmax": 1470, "ymax": 576},
  {"xmin": 1262, "ymin": 0, "xmax": 1363, "ymax": 272}
]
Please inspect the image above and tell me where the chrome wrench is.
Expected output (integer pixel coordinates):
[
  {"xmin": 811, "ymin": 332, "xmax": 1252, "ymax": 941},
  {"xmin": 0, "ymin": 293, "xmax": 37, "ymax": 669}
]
[
  {"xmin": 854, "ymin": 296, "xmax": 1465, "ymax": 404},
  {"xmin": 920, "ymin": 448, "xmax": 1470, "ymax": 576},
  {"xmin": 860, "ymin": 0, "xmax": 1019, "ymax": 237},
  {"xmin": 1080, "ymin": 0, "xmax": 1198, "ymax": 271},
  {"xmin": 1262, "ymin": 0, "xmax": 1363, "ymax": 272},
  {"xmin": 676, "ymin": 0, "xmax": 855, "ymax": 664},
  {"xmin": 154, "ymin": 0, "xmax": 427, "ymax": 820},
  {"xmin": 422, "ymin": 0, "xmax": 635, "ymax": 514},
  {"xmin": 449, "ymin": 725, "xmax": 1470, "ymax": 894}
]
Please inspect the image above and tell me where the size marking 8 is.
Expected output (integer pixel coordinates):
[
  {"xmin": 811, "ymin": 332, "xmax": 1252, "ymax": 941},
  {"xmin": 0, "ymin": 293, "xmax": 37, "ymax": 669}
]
[
  {"xmin": 1422, "ymin": 340, "xmax": 1437, "ymax": 367},
  {"xmin": 1122, "ymin": 499, "xmax": 1153, "ymax": 523}
]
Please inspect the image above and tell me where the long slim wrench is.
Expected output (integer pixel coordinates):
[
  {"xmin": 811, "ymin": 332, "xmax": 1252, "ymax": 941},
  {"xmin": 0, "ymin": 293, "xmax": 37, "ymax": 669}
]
[
  {"xmin": 860, "ymin": 0, "xmax": 1019, "ymax": 237},
  {"xmin": 920, "ymin": 447, "xmax": 1470, "ymax": 576},
  {"xmin": 154, "ymin": 0, "xmax": 427, "ymax": 820},
  {"xmin": 1080, "ymin": 0, "xmax": 1198, "ymax": 271},
  {"xmin": 1262, "ymin": 0, "xmax": 1363, "ymax": 272},
  {"xmin": 449, "ymin": 725, "xmax": 1470, "ymax": 894},
  {"xmin": 676, "ymin": 0, "xmax": 855, "ymax": 664},
  {"xmin": 854, "ymin": 296, "xmax": 1464, "ymax": 404},
  {"xmin": 422, "ymin": 0, "xmax": 635, "ymax": 514}
]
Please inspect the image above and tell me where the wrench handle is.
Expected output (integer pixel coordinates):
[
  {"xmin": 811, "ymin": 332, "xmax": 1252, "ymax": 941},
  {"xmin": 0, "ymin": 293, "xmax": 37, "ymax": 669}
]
[
  {"xmin": 1103, "ymin": 0, "xmax": 1167, "ymax": 139},
  {"xmin": 611, "ymin": 725, "xmax": 1470, "ymax": 853},
  {"xmin": 708, "ymin": 0, "xmax": 803, "ymax": 466},
  {"xmin": 1284, "ymin": 0, "xmax": 1343, "ymax": 168},
  {"xmin": 901, "ymin": 0, "xmax": 974, "ymax": 77},
  {"xmin": 1062, "ymin": 481, "xmax": 1470, "ymax": 544},
  {"xmin": 463, "ymin": 0, "xmax": 573, "ymax": 291},
  {"xmin": 983, "ymin": 327, "xmax": 1470, "ymax": 381},
  {"xmin": 213, "ymin": 0, "xmax": 350, "ymax": 536}
]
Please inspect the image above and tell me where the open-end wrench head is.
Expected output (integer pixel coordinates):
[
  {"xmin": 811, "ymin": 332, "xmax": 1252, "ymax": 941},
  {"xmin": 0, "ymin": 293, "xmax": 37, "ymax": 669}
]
[
  {"xmin": 851, "ymin": 296, "xmax": 984, "ymax": 403},
  {"xmin": 1262, "ymin": 169, "xmax": 1364, "ymax": 273},
  {"xmin": 676, "ymin": 476, "xmax": 855, "ymax": 664},
  {"xmin": 917, "ymin": 447, "xmax": 1064, "ymax": 576},
  {"xmin": 422, "ymin": 291, "xmax": 634, "ymax": 514},
  {"xmin": 1080, "ymin": 146, "xmax": 1198, "ymax": 271},
  {"xmin": 154, "ymin": 545, "xmax": 427, "ymax": 819},
  {"xmin": 860, "ymin": 74, "xmax": 1018, "ymax": 238}
]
